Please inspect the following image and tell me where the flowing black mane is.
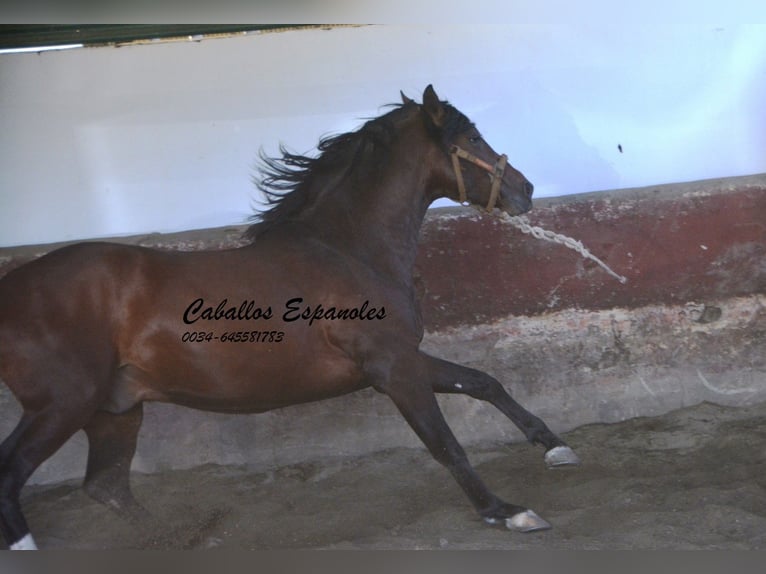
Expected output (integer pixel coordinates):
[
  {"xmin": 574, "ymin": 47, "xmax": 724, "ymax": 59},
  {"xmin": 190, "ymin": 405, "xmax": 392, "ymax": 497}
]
[{"xmin": 244, "ymin": 98, "xmax": 473, "ymax": 242}]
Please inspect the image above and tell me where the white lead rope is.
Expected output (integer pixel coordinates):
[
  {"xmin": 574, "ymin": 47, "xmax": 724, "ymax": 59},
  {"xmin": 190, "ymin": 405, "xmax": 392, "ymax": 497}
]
[{"xmin": 501, "ymin": 213, "xmax": 628, "ymax": 285}]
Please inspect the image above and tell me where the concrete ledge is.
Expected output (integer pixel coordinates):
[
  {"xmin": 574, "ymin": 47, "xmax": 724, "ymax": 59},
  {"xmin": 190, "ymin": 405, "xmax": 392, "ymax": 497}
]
[{"xmin": 1, "ymin": 173, "xmax": 764, "ymax": 484}]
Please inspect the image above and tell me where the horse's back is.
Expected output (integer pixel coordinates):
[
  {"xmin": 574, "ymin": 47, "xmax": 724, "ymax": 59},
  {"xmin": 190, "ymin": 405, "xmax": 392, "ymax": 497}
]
[{"xmin": 0, "ymin": 241, "xmax": 157, "ymax": 327}]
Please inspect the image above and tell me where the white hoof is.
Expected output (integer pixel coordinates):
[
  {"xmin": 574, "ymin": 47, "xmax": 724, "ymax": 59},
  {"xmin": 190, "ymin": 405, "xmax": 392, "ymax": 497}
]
[
  {"xmin": 544, "ymin": 445, "xmax": 581, "ymax": 468},
  {"xmin": 506, "ymin": 510, "xmax": 552, "ymax": 532},
  {"xmin": 10, "ymin": 533, "xmax": 38, "ymax": 550}
]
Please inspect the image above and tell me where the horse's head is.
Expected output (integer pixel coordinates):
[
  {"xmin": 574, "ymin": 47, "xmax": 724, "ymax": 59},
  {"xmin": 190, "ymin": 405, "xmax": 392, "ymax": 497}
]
[{"xmin": 414, "ymin": 85, "xmax": 534, "ymax": 215}]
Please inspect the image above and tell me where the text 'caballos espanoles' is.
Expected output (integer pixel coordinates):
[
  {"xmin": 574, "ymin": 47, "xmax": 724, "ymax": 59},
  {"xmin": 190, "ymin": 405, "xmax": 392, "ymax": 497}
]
[{"xmin": 182, "ymin": 297, "xmax": 386, "ymax": 327}]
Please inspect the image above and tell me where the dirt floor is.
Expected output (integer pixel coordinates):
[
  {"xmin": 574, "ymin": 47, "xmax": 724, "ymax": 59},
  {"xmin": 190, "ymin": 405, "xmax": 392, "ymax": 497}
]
[{"xmin": 14, "ymin": 399, "xmax": 766, "ymax": 550}]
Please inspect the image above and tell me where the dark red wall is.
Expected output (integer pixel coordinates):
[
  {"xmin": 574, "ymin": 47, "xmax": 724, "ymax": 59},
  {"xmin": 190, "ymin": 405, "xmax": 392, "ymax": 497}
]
[{"xmin": 416, "ymin": 174, "xmax": 766, "ymax": 330}]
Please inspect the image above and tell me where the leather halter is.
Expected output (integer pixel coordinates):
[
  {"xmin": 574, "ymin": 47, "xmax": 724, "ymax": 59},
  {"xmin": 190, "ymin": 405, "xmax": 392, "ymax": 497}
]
[{"xmin": 450, "ymin": 145, "xmax": 508, "ymax": 212}]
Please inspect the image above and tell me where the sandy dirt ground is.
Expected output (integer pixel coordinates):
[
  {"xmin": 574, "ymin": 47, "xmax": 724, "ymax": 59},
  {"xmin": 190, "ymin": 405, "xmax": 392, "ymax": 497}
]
[{"xmin": 13, "ymin": 399, "xmax": 766, "ymax": 550}]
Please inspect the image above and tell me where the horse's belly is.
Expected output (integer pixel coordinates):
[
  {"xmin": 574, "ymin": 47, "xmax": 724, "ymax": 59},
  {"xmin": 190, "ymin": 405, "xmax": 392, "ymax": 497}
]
[
  {"xmin": 189, "ymin": 358, "xmax": 365, "ymax": 413},
  {"xmin": 115, "ymin": 335, "xmax": 367, "ymax": 414}
]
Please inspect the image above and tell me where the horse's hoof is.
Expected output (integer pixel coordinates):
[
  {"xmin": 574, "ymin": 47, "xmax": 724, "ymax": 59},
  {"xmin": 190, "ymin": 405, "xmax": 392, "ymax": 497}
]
[
  {"xmin": 484, "ymin": 510, "xmax": 552, "ymax": 532},
  {"xmin": 544, "ymin": 445, "xmax": 581, "ymax": 468},
  {"xmin": 506, "ymin": 510, "xmax": 552, "ymax": 532}
]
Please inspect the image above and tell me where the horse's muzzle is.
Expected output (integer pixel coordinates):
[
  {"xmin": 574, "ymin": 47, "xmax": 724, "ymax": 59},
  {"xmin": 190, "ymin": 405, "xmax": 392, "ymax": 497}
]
[{"xmin": 504, "ymin": 179, "xmax": 533, "ymax": 215}]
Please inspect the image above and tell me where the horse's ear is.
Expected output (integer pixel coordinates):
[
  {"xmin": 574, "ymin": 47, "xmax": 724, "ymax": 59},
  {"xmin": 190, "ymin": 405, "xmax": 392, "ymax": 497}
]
[
  {"xmin": 422, "ymin": 84, "xmax": 445, "ymax": 127},
  {"xmin": 400, "ymin": 90, "xmax": 414, "ymax": 105}
]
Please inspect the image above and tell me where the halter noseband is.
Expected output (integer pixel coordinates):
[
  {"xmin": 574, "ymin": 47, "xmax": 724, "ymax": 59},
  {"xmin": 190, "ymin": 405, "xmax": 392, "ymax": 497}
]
[{"xmin": 450, "ymin": 145, "xmax": 508, "ymax": 212}]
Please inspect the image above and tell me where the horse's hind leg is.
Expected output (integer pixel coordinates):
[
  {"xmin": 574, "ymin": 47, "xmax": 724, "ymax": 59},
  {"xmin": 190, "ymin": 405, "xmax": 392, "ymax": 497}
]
[
  {"xmin": 0, "ymin": 406, "xmax": 96, "ymax": 550},
  {"xmin": 0, "ymin": 417, "xmax": 31, "ymax": 471},
  {"xmin": 427, "ymin": 355, "xmax": 580, "ymax": 467},
  {"xmin": 83, "ymin": 405, "xmax": 146, "ymax": 523},
  {"xmin": 0, "ymin": 417, "xmax": 35, "ymax": 549}
]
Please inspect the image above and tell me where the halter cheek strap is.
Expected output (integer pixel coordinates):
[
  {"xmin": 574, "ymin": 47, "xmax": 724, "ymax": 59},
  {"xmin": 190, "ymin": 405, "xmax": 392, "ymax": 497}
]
[{"xmin": 450, "ymin": 145, "xmax": 508, "ymax": 212}]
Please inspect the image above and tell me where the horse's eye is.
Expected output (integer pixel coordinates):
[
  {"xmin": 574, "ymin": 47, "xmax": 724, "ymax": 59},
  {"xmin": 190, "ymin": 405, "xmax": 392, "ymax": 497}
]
[{"xmin": 468, "ymin": 135, "xmax": 482, "ymax": 145}]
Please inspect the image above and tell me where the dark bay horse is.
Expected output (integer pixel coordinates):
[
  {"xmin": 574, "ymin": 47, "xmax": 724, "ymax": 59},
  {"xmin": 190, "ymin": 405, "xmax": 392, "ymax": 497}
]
[{"xmin": 0, "ymin": 85, "xmax": 579, "ymax": 550}]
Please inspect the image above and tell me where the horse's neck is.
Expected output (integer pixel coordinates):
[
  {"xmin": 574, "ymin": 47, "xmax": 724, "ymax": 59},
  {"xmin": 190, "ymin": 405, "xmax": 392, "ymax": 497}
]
[{"xmin": 301, "ymin": 157, "xmax": 434, "ymax": 285}]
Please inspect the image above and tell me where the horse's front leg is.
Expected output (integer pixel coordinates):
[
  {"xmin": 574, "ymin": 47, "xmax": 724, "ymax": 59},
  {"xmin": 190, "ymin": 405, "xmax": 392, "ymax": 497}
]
[
  {"xmin": 425, "ymin": 354, "xmax": 580, "ymax": 468},
  {"xmin": 371, "ymin": 352, "xmax": 551, "ymax": 532}
]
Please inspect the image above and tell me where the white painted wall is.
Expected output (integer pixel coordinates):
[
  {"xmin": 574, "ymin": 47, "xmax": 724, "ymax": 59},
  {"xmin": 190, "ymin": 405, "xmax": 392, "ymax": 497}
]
[{"xmin": 1, "ymin": 22, "xmax": 765, "ymax": 246}]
